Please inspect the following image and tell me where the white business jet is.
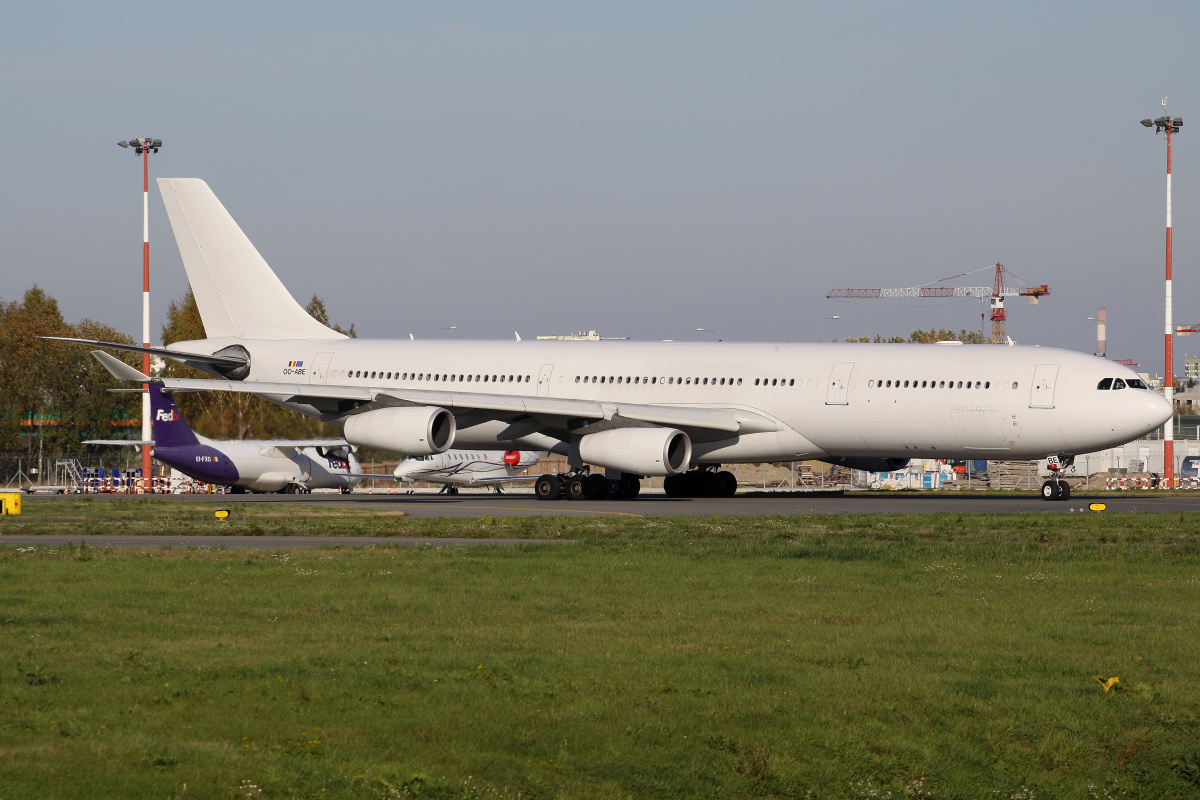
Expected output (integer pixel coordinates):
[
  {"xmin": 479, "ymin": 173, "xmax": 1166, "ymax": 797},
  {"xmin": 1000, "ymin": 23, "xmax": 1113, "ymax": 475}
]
[
  {"xmin": 58, "ymin": 178, "xmax": 1171, "ymax": 503},
  {"xmin": 387, "ymin": 449, "xmax": 543, "ymax": 494}
]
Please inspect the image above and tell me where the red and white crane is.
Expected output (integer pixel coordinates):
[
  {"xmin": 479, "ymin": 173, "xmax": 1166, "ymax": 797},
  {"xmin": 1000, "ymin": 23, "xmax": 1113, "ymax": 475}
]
[{"xmin": 826, "ymin": 263, "xmax": 1050, "ymax": 344}]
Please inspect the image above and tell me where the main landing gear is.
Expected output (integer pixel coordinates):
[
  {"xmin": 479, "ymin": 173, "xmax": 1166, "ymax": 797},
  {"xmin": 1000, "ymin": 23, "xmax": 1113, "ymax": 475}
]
[
  {"xmin": 663, "ymin": 467, "xmax": 737, "ymax": 498},
  {"xmin": 535, "ymin": 470, "xmax": 643, "ymax": 501}
]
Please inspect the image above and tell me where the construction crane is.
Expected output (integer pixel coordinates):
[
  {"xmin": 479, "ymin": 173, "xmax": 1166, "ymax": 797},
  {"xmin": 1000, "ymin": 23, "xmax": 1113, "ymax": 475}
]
[
  {"xmin": 1175, "ymin": 323, "xmax": 1200, "ymax": 336},
  {"xmin": 827, "ymin": 263, "xmax": 1050, "ymax": 344},
  {"xmin": 1114, "ymin": 358, "xmax": 1140, "ymax": 367}
]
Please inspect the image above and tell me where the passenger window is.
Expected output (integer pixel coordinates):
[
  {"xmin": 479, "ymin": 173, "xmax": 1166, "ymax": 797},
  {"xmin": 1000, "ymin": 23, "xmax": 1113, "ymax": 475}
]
[
  {"xmin": 886, "ymin": 380, "xmax": 892, "ymax": 387},
  {"xmin": 957, "ymin": 381, "xmax": 963, "ymax": 388},
  {"xmin": 772, "ymin": 379, "xmax": 778, "ymax": 386},
  {"xmin": 1112, "ymin": 378, "xmax": 1126, "ymax": 390},
  {"xmin": 938, "ymin": 381, "xmax": 945, "ymax": 388},
  {"xmin": 903, "ymin": 380, "xmax": 909, "ymax": 388},
  {"xmin": 789, "ymin": 379, "xmax": 794, "ymax": 386},
  {"xmin": 652, "ymin": 377, "xmax": 657, "ymax": 384},
  {"xmin": 755, "ymin": 379, "xmax": 760, "ymax": 386}
]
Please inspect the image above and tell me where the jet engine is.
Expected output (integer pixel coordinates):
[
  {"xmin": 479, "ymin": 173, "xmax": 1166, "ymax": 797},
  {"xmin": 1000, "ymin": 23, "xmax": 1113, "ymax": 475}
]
[
  {"xmin": 578, "ymin": 427, "xmax": 691, "ymax": 476},
  {"xmin": 342, "ymin": 406, "xmax": 456, "ymax": 455},
  {"xmin": 823, "ymin": 457, "xmax": 910, "ymax": 473}
]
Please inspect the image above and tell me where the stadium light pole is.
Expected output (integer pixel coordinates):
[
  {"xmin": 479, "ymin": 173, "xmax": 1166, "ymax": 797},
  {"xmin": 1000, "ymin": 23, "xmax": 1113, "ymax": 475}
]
[
  {"xmin": 117, "ymin": 137, "xmax": 162, "ymax": 493},
  {"xmin": 1141, "ymin": 106, "xmax": 1182, "ymax": 487},
  {"xmin": 819, "ymin": 315, "xmax": 840, "ymax": 342}
]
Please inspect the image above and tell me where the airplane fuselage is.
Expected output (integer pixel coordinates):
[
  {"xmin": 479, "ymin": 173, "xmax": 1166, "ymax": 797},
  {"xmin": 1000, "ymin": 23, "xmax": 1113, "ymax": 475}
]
[
  {"xmin": 394, "ymin": 450, "xmax": 542, "ymax": 485},
  {"xmin": 171, "ymin": 338, "xmax": 1170, "ymax": 464},
  {"xmin": 154, "ymin": 438, "xmax": 361, "ymax": 493}
]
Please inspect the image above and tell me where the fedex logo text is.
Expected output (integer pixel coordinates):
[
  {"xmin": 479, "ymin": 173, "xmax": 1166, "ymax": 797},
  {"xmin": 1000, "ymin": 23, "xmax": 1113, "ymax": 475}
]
[{"xmin": 155, "ymin": 409, "xmax": 179, "ymax": 422}]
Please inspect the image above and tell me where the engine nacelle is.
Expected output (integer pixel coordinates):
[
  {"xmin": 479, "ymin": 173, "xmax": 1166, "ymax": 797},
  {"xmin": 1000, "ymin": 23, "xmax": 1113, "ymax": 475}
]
[
  {"xmin": 342, "ymin": 406, "xmax": 456, "ymax": 456},
  {"xmin": 823, "ymin": 457, "xmax": 910, "ymax": 473},
  {"xmin": 578, "ymin": 427, "xmax": 691, "ymax": 476}
]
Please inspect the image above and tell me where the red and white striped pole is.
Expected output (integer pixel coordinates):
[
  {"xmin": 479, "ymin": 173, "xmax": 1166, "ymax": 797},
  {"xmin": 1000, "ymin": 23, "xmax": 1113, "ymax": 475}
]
[
  {"xmin": 1143, "ymin": 108, "xmax": 1182, "ymax": 488},
  {"xmin": 1165, "ymin": 120, "xmax": 1175, "ymax": 488},
  {"xmin": 141, "ymin": 143, "xmax": 151, "ymax": 493},
  {"xmin": 118, "ymin": 137, "xmax": 161, "ymax": 493}
]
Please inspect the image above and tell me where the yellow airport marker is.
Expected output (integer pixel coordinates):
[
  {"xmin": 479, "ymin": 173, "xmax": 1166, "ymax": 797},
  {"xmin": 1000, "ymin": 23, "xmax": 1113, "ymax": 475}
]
[
  {"xmin": 1089, "ymin": 503, "xmax": 1106, "ymax": 512},
  {"xmin": 215, "ymin": 509, "xmax": 230, "ymax": 520}
]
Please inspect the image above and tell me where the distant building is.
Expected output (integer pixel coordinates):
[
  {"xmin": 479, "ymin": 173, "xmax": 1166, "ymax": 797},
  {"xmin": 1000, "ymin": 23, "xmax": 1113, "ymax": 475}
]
[
  {"xmin": 536, "ymin": 330, "xmax": 629, "ymax": 341},
  {"xmin": 1186, "ymin": 357, "xmax": 1200, "ymax": 380}
]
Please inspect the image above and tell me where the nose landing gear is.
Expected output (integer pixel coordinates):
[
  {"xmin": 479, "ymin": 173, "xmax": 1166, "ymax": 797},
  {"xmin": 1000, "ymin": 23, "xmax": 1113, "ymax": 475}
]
[{"xmin": 1040, "ymin": 454, "xmax": 1074, "ymax": 501}]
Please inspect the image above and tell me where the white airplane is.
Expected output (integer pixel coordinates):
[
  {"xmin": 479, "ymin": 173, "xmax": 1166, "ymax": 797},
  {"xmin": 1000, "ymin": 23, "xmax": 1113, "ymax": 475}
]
[
  {"xmin": 387, "ymin": 449, "xmax": 543, "ymax": 493},
  {"xmin": 86, "ymin": 384, "xmax": 362, "ymax": 494},
  {"xmin": 61, "ymin": 178, "xmax": 1172, "ymax": 503}
]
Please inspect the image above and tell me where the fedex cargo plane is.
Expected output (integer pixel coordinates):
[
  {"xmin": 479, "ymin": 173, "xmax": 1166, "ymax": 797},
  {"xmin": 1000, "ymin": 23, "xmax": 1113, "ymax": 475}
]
[
  {"xmin": 87, "ymin": 385, "xmax": 361, "ymax": 494},
  {"xmin": 64, "ymin": 178, "xmax": 1170, "ymax": 502}
]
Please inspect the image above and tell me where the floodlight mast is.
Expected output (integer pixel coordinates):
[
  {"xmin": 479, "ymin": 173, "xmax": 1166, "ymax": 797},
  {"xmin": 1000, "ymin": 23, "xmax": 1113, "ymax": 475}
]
[
  {"xmin": 117, "ymin": 137, "xmax": 162, "ymax": 493},
  {"xmin": 1142, "ymin": 105, "xmax": 1182, "ymax": 487}
]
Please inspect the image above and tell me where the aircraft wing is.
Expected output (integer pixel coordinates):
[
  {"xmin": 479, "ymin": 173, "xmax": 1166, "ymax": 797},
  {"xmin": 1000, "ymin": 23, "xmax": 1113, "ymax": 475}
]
[
  {"xmin": 83, "ymin": 440, "xmax": 155, "ymax": 446},
  {"xmin": 243, "ymin": 439, "xmax": 350, "ymax": 448},
  {"xmin": 90, "ymin": 350, "xmax": 779, "ymax": 438}
]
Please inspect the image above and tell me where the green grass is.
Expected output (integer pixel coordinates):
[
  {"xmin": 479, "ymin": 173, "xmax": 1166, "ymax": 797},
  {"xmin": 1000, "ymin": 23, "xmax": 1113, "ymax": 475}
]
[{"xmin": 2, "ymin": 515, "xmax": 1200, "ymax": 798}]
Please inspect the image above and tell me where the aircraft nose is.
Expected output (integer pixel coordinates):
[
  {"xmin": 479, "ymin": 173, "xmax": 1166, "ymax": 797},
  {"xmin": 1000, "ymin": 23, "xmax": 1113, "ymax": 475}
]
[{"xmin": 1136, "ymin": 392, "xmax": 1174, "ymax": 436}]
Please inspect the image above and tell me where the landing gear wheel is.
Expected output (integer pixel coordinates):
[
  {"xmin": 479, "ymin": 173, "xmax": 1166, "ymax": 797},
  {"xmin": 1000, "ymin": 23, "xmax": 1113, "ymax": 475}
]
[
  {"xmin": 717, "ymin": 470, "xmax": 737, "ymax": 498},
  {"xmin": 663, "ymin": 474, "xmax": 684, "ymax": 497},
  {"xmin": 622, "ymin": 475, "xmax": 641, "ymax": 498},
  {"xmin": 535, "ymin": 474, "xmax": 562, "ymax": 501},
  {"xmin": 585, "ymin": 473, "xmax": 608, "ymax": 500},
  {"xmin": 1059, "ymin": 482, "xmax": 1071, "ymax": 501},
  {"xmin": 1041, "ymin": 480, "xmax": 1064, "ymax": 501},
  {"xmin": 567, "ymin": 475, "xmax": 589, "ymax": 501}
]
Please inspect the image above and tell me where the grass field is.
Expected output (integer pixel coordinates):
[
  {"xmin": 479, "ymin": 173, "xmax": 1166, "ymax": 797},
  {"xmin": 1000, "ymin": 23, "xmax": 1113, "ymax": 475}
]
[{"xmin": 3, "ymin": 511, "xmax": 1200, "ymax": 798}]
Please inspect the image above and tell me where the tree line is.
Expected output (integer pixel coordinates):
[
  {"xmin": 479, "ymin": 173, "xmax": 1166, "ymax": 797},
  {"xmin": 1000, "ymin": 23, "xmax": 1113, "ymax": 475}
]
[
  {"xmin": 840, "ymin": 328, "xmax": 991, "ymax": 344},
  {"xmin": 0, "ymin": 285, "xmax": 356, "ymax": 481},
  {"xmin": 0, "ymin": 287, "xmax": 141, "ymax": 474}
]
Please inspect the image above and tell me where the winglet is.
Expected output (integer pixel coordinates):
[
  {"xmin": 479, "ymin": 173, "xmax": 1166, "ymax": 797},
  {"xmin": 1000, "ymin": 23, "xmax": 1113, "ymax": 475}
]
[
  {"xmin": 92, "ymin": 350, "xmax": 152, "ymax": 382},
  {"xmin": 515, "ymin": 331, "xmax": 522, "ymax": 341}
]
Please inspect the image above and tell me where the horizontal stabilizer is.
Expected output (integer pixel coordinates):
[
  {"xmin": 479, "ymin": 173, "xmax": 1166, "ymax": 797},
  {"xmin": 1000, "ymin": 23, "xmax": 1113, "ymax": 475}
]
[
  {"xmin": 44, "ymin": 337, "xmax": 247, "ymax": 369},
  {"xmin": 91, "ymin": 350, "xmax": 151, "ymax": 382}
]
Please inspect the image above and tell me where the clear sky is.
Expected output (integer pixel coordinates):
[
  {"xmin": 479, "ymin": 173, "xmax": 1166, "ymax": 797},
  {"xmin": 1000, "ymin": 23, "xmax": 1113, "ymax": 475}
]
[{"xmin": 2, "ymin": 1, "xmax": 1198, "ymax": 371}]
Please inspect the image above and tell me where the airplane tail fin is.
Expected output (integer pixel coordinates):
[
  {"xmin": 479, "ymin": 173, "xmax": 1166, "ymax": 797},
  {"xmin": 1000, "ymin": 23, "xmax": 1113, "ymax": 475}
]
[
  {"xmin": 157, "ymin": 178, "xmax": 347, "ymax": 341},
  {"xmin": 150, "ymin": 385, "xmax": 201, "ymax": 448}
]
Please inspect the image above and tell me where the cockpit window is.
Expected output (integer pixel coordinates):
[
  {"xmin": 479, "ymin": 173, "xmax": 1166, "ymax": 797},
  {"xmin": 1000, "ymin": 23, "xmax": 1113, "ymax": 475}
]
[
  {"xmin": 1097, "ymin": 378, "xmax": 1113, "ymax": 390},
  {"xmin": 1112, "ymin": 378, "xmax": 1127, "ymax": 390},
  {"xmin": 1127, "ymin": 378, "xmax": 1148, "ymax": 389}
]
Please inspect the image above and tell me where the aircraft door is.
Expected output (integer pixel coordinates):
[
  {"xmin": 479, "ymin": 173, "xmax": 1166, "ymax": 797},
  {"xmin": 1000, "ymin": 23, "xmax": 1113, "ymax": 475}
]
[
  {"xmin": 309, "ymin": 352, "xmax": 334, "ymax": 384},
  {"xmin": 1029, "ymin": 364, "xmax": 1060, "ymax": 408},
  {"xmin": 826, "ymin": 362, "xmax": 855, "ymax": 405},
  {"xmin": 536, "ymin": 364, "xmax": 555, "ymax": 397}
]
